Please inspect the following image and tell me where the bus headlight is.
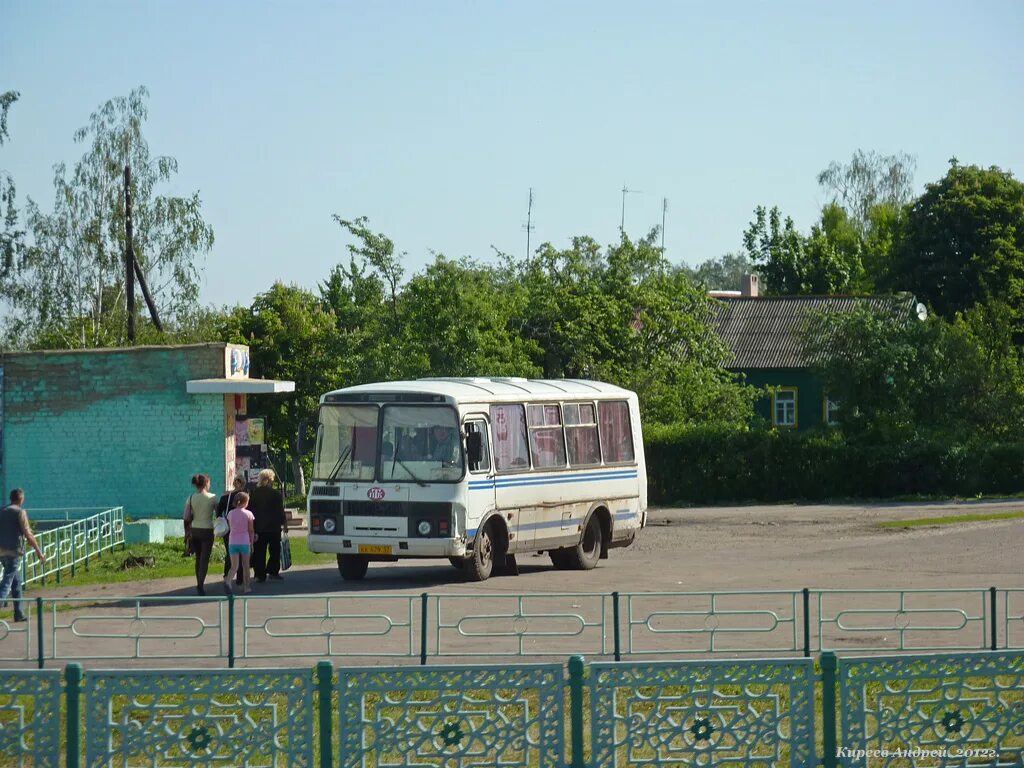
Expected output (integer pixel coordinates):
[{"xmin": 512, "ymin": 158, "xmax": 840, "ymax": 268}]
[
  {"xmin": 417, "ymin": 520, "xmax": 432, "ymax": 536},
  {"xmin": 323, "ymin": 518, "xmax": 337, "ymax": 534}
]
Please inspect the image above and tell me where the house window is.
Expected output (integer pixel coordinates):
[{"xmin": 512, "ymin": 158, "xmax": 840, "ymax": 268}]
[
  {"xmin": 773, "ymin": 388, "xmax": 797, "ymax": 428},
  {"xmin": 824, "ymin": 397, "xmax": 840, "ymax": 426}
]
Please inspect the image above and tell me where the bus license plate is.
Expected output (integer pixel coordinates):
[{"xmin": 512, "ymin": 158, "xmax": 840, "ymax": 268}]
[{"xmin": 358, "ymin": 544, "xmax": 392, "ymax": 555}]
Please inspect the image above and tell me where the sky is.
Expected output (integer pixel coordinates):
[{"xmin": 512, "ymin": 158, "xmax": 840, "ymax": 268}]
[{"xmin": 2, "ymin": 1, "xmax": 1023, "ymax": 307}]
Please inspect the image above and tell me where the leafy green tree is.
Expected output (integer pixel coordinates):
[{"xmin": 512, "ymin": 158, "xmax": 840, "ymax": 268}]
[
  {"xmin": 6, "ymin": 87, "xmax": 214, "ymax": 348},
  {"xmin": 223, "ymin": 283, "xmax": 342, "ymax": 495},
  {"xmin": 510, "ymin": 232, "xmax": 755, "ymax": 425},
  {"xmin": 805, "ymin": 302, "xmax": 1024, "ymax": 441},
  {"xmin": 889, "ymin": 161, "xmax": 1024, "ymax": 326},
  {"xmin": 684, "ymin": 251, "xmax": 757, "ymax": 291},
  {"xmin": 817, "ymin": 149, "xmax": 916, "ymax": 236},
  {"xmin": 400, "ymin": 255, "xmax": 540, "ymax": 377},
  {"xmin": 743, "ymin": 205, "xmax": 856, "ymax": 294},
  {"xmin": 0, "ymin": 91, "xmax": 24, "ymax": 291}
]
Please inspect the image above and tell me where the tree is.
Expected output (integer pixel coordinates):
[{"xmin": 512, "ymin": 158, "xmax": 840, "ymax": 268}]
[
  {"xmin": 684, "ymin": 251, "xmax": 756, "ymax": 291},
  {"xmin": 223, "ymin": 283, "xmax": 342, "ymax": 495},
  {"xmin": 400, "ymin": 255, "xmax": 540, "ymax": 378},
  {"xmin": 742, "ymin": 205, "xmax": 856, "ymax": 295},
  {"xmin": 889, "ymin": 162, "xmax": 1024, "ymax": 327},
  {"xmin": 510, "ymin": 231, "xmax": 755, "ymax": 425},
  {"xmin": 817, "ymin": 149, "xmax": 916, "ymax": 235},
  {"xmin": 805, "ymin": 302, "xmax": 1024, "ymax": 441},
  {"xmin": 6, "ymin": 87, "xmax": 214, "ymax": 348},
  {"xmin": 0, "ymin": 91, "xmax": 24, "ymax": 288}
]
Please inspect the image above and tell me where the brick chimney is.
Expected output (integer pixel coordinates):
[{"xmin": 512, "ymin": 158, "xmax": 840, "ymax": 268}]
[{"xmin": 741, "ymin": 273, "xmax": 760, "ymax": 297}]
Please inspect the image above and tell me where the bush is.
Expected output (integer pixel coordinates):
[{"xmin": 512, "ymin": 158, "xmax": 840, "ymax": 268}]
[{"xmin": 643, "ymin": 425, "xmax": 1024, "ymax": 504}]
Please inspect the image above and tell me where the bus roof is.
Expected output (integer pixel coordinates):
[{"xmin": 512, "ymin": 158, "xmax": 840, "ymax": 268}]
[{"xmin": 321, "ymin": 378, "xmax": 636, "ymax": 404}]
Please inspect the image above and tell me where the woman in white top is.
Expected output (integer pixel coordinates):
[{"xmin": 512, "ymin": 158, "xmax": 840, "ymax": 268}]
[{"xmin": 184, "ymin": 473, "xmax": 217, "ymax": 595}]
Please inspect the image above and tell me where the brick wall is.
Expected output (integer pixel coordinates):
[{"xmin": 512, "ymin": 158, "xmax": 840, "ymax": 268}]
[{"xmin": 1, "ymin": 345, "xmax": 229, "ymax": 519}]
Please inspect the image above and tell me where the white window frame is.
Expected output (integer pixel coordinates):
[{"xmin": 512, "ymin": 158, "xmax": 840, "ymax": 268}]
[{"xmin": 772, "ymin": 388, "xmax": 798, "ymax": 428}]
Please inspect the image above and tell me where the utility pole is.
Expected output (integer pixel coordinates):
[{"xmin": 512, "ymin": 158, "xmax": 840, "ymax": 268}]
[
  {"xmin": 620, "ymin": 185, "xmax": 641, "ymax": 233},
  {"xmin": 124, "ymin": 163, "xmax": 163, "ymax": 343},
  {"xmin": 522, "ymin": 187, "xmax": 535, "ymax": 262},
  {"xmin": 124, "ymin": 165, "xmax": 136, "ymax": 343},
  {"xmin": 661, "ymin": 197, "xmax": 668, "ymax": 253}
]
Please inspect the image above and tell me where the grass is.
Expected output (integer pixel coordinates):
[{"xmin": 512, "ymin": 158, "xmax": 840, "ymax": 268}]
[
  {"xmin": 0, "ymin": 538, "xmax": 335, "ymax": 618},
  {"xmin": 879, "ymin": 510, "xmax": 1024, "ymax": 529}
]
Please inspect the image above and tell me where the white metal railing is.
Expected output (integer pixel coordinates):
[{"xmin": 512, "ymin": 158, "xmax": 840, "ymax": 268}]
[{"xmin": 20, "ymin": 507, "xmax": 125, "ymax": 587}]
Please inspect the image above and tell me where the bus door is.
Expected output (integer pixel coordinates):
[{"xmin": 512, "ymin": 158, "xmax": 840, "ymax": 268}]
[
  {"xmin": 486, "ymin": 404, "xmax": 532, "ymax": 553},
  {"xmin": 463, "ymin": 416, "xmax": 499, "ymax": 542}
]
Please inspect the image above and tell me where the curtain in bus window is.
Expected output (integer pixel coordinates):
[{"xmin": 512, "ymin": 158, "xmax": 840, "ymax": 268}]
[
  {"xmin": 490, "ymin": 404, "xmax": 530, "ymax": 471},
  {"xmin": 599, "ymin": 401, "xmax": 634, "ymax": 463},
  {"xmin": 567, "ymin": 425, "xmax": 600, "ymax": 465},
  {"xmin": 352, "ymin": 426, "xmax": 377, "ymax": 465}
]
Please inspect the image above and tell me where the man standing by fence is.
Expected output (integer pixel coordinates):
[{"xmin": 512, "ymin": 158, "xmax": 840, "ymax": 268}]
[{"xmin": 0, "ymin": 488, "xmax": 45, "ymax": 622}]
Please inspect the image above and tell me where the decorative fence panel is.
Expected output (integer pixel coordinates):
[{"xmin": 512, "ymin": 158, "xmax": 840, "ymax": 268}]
[
  {"xmin": 1005, "ymin": 589, "xmax": 1024, "ymax": 650},
  {"xmin": 817, "ymin": 589, "xmax": 992, "ymax": 652},
  {"xmin": 242, "ymin": 594, "xmax": 418, "ymax": 661},
  {"xmin": 0, "ymin": 610, "xmax": 33, "ymax": 664},
  {"xmin": 48, "ymin": 596, "xmax": 227, "ymax": 663},
  {"xmin": 589, "ymin": 657, "xmax": 816, "ymax": 767},
  {"xmin": 84, "ymin": 667, "xmax": 315, "ymax": 767},
  {"xmin": 0, "ymin": 669, "xmax": 62, "ymax": 767},
  {"xmin": 336, "ymin": 663, "xmax": 565, "ymax": 767},
  {"xmin": 839, "ymin": 651, "xmax": 1024, "ymax": 768},
  {"xmin": 624, "ymin": 590, "xmax": 803, "ymax": 656},
  {"xmin": 434, "ymin": 592, "xmax": 608, "ymax": 658}
]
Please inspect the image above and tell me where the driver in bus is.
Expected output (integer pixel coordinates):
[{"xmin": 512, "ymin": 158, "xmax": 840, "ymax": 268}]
[{"xmin": 430, "ymin": 425, "xmax": 459, "ymax": 464}]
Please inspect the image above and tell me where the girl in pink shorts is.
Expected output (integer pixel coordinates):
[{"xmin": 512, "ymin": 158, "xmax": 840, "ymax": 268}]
[{"xmin": 224, "ymin": 492, "xmax": 256, "ymax": 594}]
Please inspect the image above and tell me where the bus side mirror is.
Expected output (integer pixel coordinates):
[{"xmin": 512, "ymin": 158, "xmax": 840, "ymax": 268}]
[
  {"xmin": 297, "ymin": 420, "xmax": 316, "ymax": 456},
  {"xmin": 466, "ymin": 431, "xmax": 483, "ymax": 466}
]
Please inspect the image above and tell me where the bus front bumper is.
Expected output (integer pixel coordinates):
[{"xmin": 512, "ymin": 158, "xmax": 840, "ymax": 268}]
[{"xmin": 307, "ymin": 535, "xmax": 468, "ymax": 559}]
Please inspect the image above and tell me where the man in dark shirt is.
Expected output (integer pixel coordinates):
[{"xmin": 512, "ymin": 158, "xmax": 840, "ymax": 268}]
[{"xmin": 0, "ymin": 488, "xmax": 45, "ymax": 622}]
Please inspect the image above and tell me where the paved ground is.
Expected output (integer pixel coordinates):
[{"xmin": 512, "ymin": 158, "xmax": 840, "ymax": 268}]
[{"xmin": 4, "ymin": 499, "xmax": 1022, "ymax": 667}]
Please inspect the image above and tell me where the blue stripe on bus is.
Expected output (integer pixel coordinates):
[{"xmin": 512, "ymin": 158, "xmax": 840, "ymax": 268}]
[
  {"xmin": 468, "ymin": 470, "xmax": 637, "ymax": 491},
  {"xmin": 467, "ymin": 511, "xmax": 639, "ymax": 537}
]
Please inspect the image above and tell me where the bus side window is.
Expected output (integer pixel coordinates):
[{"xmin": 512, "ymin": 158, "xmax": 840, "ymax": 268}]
[
  {"xmin": 465, "ymin": 420, "xmax": 491, "ymax": 473},
  {"xmin": 598, "ymin": 400, "xmax": 635, "ymax": 463}
]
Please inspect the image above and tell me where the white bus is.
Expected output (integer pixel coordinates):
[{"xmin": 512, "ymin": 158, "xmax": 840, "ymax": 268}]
[{"xmin": 305, "ymin": 378, "xmax": 647, "ymax": 581}]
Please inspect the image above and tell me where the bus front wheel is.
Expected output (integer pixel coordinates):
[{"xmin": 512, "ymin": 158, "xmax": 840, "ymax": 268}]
[
  {"xmin": 463, "ymin": 524, "xmax": 495, "ymax": 582},
  {"xmin": 565, "ymin": 514, "xmax": 603, "ymax": 570},
  {"xmin": 338, "ymin": 554, "xmax": 369, "ymax": 581}
]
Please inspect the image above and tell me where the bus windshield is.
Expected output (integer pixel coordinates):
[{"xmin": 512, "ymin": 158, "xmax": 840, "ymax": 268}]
[
  {"xmin": 314, "ymin": 403, "xmax": 464, "ymax": 482},
  {"xmin": 314, "ymin": 404, "xmax": 379, "ymax": 481},
  {"xmin": 380, "ymin": 405, "xmax": 463, "ymax": 482}
]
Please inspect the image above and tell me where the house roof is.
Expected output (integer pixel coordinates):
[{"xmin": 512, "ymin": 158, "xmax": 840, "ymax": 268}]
[{"xmin": 712, "ymin": 295, "xmax": 916, "ymax": 369}]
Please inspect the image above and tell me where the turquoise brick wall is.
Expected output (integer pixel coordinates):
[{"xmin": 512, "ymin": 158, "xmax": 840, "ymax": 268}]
[{"xmin": 1, "ymin": 345, "xmax": 228, "ymax": 519}]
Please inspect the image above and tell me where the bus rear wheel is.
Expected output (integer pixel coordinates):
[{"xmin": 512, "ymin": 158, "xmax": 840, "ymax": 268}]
[
  {"xmin": 338, "ymin": 554, "xmax": 369, "ymax": 581},
  {"xmin": 463, "ymin": 524, "xmax": 495, "ymax": 582},
  {"xmin": 565, "ymin": 514, "xmax": 603, "ymax": 570}
]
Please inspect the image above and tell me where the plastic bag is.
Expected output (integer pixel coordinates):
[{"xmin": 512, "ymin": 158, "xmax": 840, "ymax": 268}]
[{"xmin": 280, "ymin": 536, "xmax": 292, "ymax": 571}]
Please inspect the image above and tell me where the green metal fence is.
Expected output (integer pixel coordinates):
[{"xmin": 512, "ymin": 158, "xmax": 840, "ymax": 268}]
[
  {"xmin": 19, "ymin": 506, "xmax": 125, "ymax": 587},
  {"xmin": 4, "ymin": 588, "xmax": 1024, "ymax": 668},
  {"xmin": 2, "ymin": 651, "xmax": 1021, "ymax": 767},
  {"xmin": 839, "ymin": 651, "xmax": 1024, "ymax": 768}
]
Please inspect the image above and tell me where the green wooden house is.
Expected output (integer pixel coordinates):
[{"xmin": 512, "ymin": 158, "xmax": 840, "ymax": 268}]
[{"xmin": 711, "ymin": 289, "xmax": 916, "ymax": 430}]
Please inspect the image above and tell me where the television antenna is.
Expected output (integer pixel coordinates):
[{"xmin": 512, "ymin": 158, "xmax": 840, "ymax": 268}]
[
  {"xmin": 621, "ymin": 185, "xmax": 642, "ymax": 233},
  {"xmin": 522, "ymin": 187, "xmax": 535, "ymax": 261},
  {"xmin": 660, "ymin": 197, "xmax": 668, "ymax": 253}
]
